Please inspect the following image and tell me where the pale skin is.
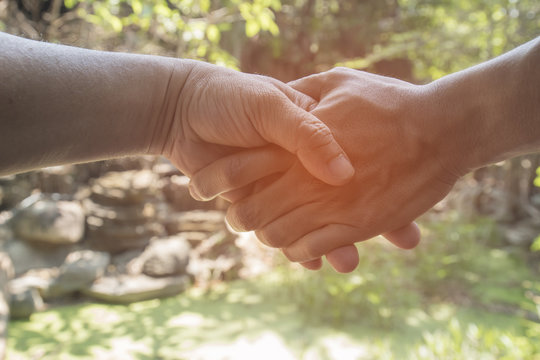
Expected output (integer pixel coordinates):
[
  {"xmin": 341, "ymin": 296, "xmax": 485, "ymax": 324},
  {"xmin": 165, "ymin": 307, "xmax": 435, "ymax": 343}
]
[
  {"xmin": 0, "ymin": 32, "xmax": 356, "ymax": 185},
  {"xmin": 190, "ymin": 36, "xmax": 540, "ymax": 272}
]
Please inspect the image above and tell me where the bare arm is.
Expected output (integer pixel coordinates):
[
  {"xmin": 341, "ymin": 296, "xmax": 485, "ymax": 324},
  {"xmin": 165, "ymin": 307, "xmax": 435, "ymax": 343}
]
[
  {"xmin": 0, "ymin": 32, "xmax": 354, "ymax": 186},
  {"xmin": 426, "ymin": 36, "xmax": 540, "ymax": 174},
  {"xmin": 0, "ymin": 31, "xmax": 178, "ymax": 175}
]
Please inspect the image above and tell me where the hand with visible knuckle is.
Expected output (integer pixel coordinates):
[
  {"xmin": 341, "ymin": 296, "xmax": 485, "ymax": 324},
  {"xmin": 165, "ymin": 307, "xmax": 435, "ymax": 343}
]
[{"xmin": 220, "ymin": 67, "xmax": 463, "ymax": 266}]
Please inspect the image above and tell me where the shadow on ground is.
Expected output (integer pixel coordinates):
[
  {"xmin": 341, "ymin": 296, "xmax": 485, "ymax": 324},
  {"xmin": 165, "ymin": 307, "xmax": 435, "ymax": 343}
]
[{"xmin": 7, "ymin": 277, "xmax": 529, "ymax": 360}]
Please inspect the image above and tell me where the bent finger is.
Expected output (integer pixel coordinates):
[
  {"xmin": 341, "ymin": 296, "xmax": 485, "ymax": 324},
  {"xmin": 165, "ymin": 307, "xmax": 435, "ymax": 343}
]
[
  {"xmin": 299, "ymin": 258, "xmax": 323, "ymax": 271},
  {"xmin": 325, "ymin": 245, "xmax": 359, "ymax": 273},
  {"xmin": 189, "ymin": 145, "xmax": 293, "ymax": 201},
  {"xmin": 225, "ymin": 162, "xmax": 321, "ymax": 232},
  {"xmin": 383, "ymin": 222, "xmax": 421, "ymax": 249},
  {"xmin": 282, "ymin": 224, "xmax": 363, "ymax": 263},
  {"xmin": 255, "ymin": 201, "xmax": 328, "ymax": 249}
]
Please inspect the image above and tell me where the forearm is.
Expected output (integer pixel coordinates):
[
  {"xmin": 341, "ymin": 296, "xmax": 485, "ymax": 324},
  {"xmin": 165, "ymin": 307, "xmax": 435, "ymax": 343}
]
[
  {"xmin": 0, "ymin": 32, "xmax": 192, "ymax": 175},
  {"xmin": 426, "ymin": 36, "xmax": 540, "ymax": 174}
]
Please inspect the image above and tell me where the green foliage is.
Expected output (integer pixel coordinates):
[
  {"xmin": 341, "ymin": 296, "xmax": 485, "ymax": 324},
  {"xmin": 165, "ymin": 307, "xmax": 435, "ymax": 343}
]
[
  {"xmin": 237, "ymin": 0, "xmax": 281, "ymax": 37},
  {"xmin": 255, "ymin": 216, "xmax": 539, "ymax": 332},
  {"xmin": 531, "ymin": 236, "xmax": 540, "ymax": 252},
  {"xmin": 8, "ymin": 218, "xmax": 539, "ymax": 359},
  {"xmin": 335, "ymin": 0, "xmax": 540, "ymax": 81},
  {"xmin": 51, "ymin": 0, "xmax": 539, "ymax": 81},
  {"xmin": 8, "ymin": 277, "xmax": 538, "ymax": 359},
  {"xmin": 411, "ymin": 319, "xmax": 539, "ymax": 360},
  {"xmin": 66, "ymin": 0, "xmax": 282, "ymax": 68}
]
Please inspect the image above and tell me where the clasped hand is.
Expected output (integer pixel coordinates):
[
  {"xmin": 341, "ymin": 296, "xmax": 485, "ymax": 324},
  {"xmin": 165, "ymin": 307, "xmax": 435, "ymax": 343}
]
[{"xmin": 189, "ymin": 67, "xmax": 461, "ymax": 272}]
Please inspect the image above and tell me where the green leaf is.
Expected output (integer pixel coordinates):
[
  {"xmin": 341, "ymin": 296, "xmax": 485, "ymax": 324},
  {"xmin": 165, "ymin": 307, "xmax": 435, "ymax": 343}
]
[
  {"xmin": 206, "ymin": 24, "xmax": 221, "ymax": 44},
  {"xmin": 196, "ymin": 44, "xmax": 208, "ymax": 58},
  {"xmin": 199, "ymin": 0, "xmax": 210, "ymax": 13},
  {"xmin": 534, "ymin": 167, "xmax": 540, "ymax": 187},
  {"xmin": 531, "ymin": 235, "xmax": 540, "ymax": 252},
  {"xmin": 64, "ymin": 0, "xmax": 77, "ymax": 9},
  {"xmin": 130, "ymin": 0, "xmax": 143, "ymax": 15},
  {"xmin": 109, "ymin": 15, "xmax": 123, "ymax": 32},
  {"xmin": 245, "ymin": 19, "xmax": 260, "ymax": 38},
  {"xmin": 267, "ymin": 21, "xmax": 279, "ymax": 36},
  {"xmin": 258, "ymin": 10, "xmax": 273, "ymax": 30}
]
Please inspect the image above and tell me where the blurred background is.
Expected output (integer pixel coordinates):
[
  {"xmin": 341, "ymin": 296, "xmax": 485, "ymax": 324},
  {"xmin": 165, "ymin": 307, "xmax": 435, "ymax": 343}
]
[{"xmin": 0, "ymin": 0, "xmax": 539, "ymax": 359}]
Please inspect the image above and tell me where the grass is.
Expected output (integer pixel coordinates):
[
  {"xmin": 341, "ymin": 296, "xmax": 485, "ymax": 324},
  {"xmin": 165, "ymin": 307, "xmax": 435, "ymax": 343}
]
[
  {"xmin": 7, "ymin": 215, "xmax": 540, "ymax": 359},
  {"xmin": 7, "ymin": 282, "xmax": 537, "ymax": 360}
]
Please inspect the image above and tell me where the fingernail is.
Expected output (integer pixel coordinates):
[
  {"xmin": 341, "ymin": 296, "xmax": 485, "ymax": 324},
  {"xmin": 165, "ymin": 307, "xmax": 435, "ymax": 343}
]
[{"xmin": 327, "ymin": 154, "xmax": 355, "ymax": 183}]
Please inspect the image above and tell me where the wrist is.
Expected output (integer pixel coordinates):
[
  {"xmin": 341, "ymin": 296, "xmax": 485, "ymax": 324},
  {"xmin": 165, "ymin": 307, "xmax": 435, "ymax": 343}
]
[
  {"xmin": 144, "ymin": 58, "xmax": 199, "ymax": 158},
  {"xmin": 424, "ymin": 38, "xmax": 540, "ymax": 176},
  {"xmin": 421, "ymin": 76, "xmax": 490, "ymax": 176}
]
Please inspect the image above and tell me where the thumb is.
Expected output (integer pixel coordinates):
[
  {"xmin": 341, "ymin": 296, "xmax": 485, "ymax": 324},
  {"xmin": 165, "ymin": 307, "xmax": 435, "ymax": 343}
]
[
  {"xmin": 255, "ymin": 93, "xmax": 355, "ymax": 186},
  {"xmin": 295, "ymin": 110, "xmax": 355, "ymax": 186}
]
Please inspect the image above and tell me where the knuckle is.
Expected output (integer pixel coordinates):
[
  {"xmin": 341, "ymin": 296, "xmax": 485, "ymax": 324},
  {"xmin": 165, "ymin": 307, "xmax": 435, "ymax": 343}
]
[
  {"xmin": 299, "ymin": 120, "xmax": 334, "ymax": 151},
  {"xmin": 303, "ymin": 245, "xmax": 321, "ymax": 261},
  {"xmin": 221, "ymin": 156, "xmax": 244, "ymax": 188},
  {"xmin": 282, "ymin": 243, "xmax": 320, "ymax": 263},
  {"xmin": 189, "ymin": 175, "xmax": 211, "ymax": 200},
  {"xmin": 330, "ymin": 66, "xmax": 351, "ymax": 77},
  {"xmin": 226, "ymin": 201, "xmax": 261, "ymax": 231},
  {"xmin": 332, "ymin": 66, "xmax": 348, "ymax": 73},
  {"xmin": 254, "ymin": 85, "xmax": 282, "ymax": 106},
  {"xmin": 256, "ymin": 227, "xmax": 287, "ymax": 248}
]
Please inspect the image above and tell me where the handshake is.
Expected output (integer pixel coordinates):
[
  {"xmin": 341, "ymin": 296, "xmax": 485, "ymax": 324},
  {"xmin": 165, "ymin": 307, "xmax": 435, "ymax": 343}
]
[
  {"xmin": 157, "ymin": 62, "xmax": 469, "ymax": 273},
  {"xmin": 2, "ymin": 33, "xmax": 538, "ymax": 272}
]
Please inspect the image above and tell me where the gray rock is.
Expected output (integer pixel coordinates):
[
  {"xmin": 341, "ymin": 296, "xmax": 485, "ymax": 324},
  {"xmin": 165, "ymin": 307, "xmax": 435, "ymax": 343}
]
[
  {"xmin": 83, "ymin": 199, "xmax": 156, "ymax": 224},
  {"xmin": 87, "ymin": 235, "xmax": 152, "ymax": 254},
  {"xmin": 0, "ymin": 175, "xmax": 34, "ymax": 210},
  {"xmin": 37, "ymin": 165, "xmax": 77, "ymax": 194},
  {"xmin": 46, "ymin": 250, "xmax": 110, "ymax": 297},
  {"xmin": 82, "ymin": 274, "xmax": 189, "ymax": 304},
  {"xmin": 109, "ymin": 249, "xmax": 145, "ymax": 275},
  {"xmin": 0, "ymin": 225, "xmax": 12, "ymax": 247},
  {"xmin": 140, "ymin": 236, "xmax": 191, "ymax": 277},
  {"xmin": 8, "ymin": 285, "xmax": 43, "ymax": 319},
  {"xmin": 162, "ymin": 210, "xmax": 228, "ymax": 234},
  {"xmin": 3, "ymin": 240, "xmax": 72, "ymax": 276},
  {"xmin": 86, "ymin": 218, "xmax": 164, "ymax": 239},
  {"xmin": 12, "ymin": 198, "xmax": 85, "ymax": 245},
  {"xmin": 84, "ymin": 171, "xmax": 166, "ymax": 254},
  {"xmin": 161, "ymin": 175, "xmax": 218, "ymax": 211},
  {"xmin": 90, "ymin": 170, "xmax": 158, "ymax": 206},
  {"xmin": 187, "ymin": 231, "xmax": 242, "ymax": 284},
  {"xmin": 9, "ymin": 268, "xmax": 59, "ymax": 298}
]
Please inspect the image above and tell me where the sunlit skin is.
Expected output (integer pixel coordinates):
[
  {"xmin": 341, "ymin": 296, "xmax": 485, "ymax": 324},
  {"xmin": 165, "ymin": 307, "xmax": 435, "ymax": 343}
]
[
  {"xmin": 189, "ymin": 142, "xmax": 422, "ymax": 272},
  {"xmin": 223, "ymin": 69, "xmax": 451, "ymax": 267},
  {"xmin": 159, "ymin": 61, "xmax": 356, "ymax": 186},
  {"xmin": 189, "ymin": 37, "xmax": 540, "ymax": 271}
]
